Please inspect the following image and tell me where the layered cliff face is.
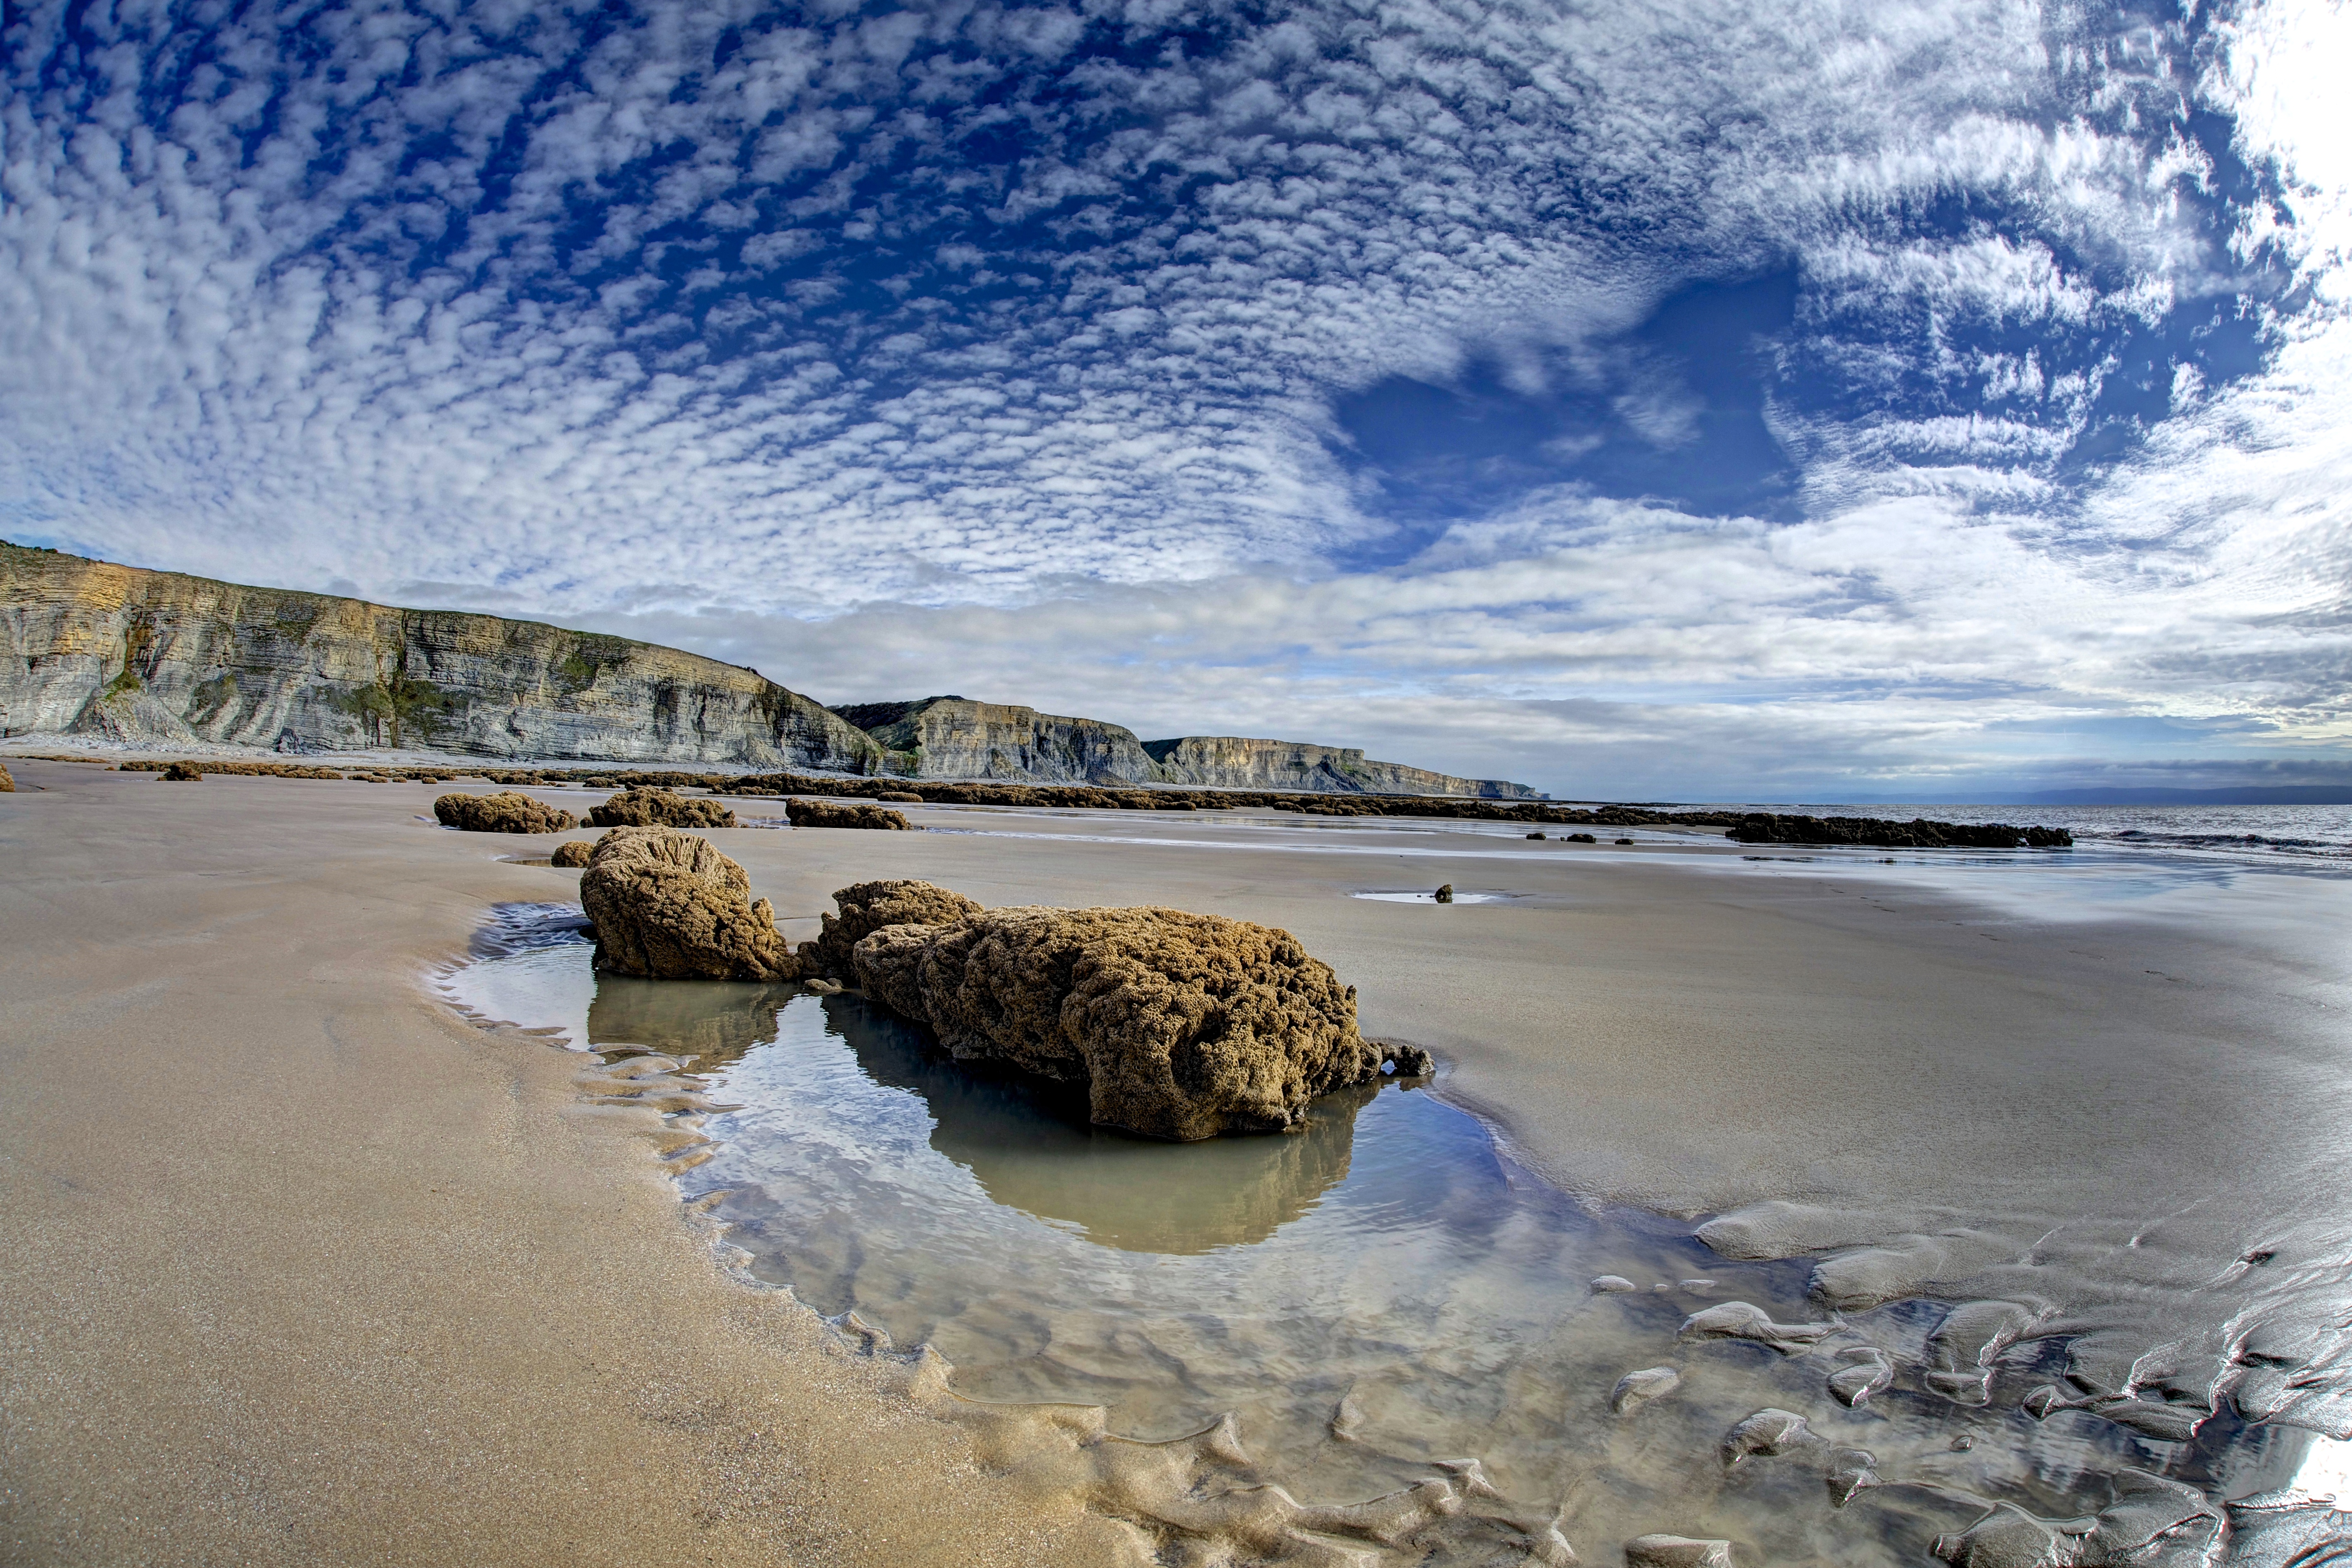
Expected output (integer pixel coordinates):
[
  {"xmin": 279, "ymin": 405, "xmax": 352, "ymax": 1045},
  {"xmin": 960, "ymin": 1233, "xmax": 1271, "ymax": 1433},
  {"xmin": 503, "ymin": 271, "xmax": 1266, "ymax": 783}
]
[
  {"xmin": 0, "ymin": 543, "xmax": 884, "ymax": 770},
  {"xmin": 828, "ymin": 696, "xmax": 1539, "ymax": 797},
  {"xmin": 1139, "ymin": 735, "xmax": 1537, "ymax": 799},
  {"xmin": 834, "ymin": 697, "xmax": 1161, "ymax": 783}
]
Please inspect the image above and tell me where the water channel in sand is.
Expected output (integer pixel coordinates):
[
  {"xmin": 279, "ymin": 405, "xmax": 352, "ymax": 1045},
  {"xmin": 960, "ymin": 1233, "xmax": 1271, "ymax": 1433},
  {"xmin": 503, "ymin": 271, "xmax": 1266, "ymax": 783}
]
[{"xmin": 446, "ymin": 907, "xmax": 2351, "ymax": 1566}]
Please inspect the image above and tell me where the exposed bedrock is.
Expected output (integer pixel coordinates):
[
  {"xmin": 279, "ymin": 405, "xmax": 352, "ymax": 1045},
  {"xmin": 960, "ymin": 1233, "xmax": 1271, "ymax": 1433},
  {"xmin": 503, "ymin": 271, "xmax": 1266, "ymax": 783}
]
[
  {"xmin": 578, "ymin": 826, "xmax": 801, "ymax": 982},
  {"xmin": 0, "ymin": 541, "xmax": 881, "ymax": 768},
  {"xmin": 786, "ymin": 797, "xmax": 912, "ymax": 831},
  {"xmin": 1726, "ymin": 811, "xmax": 2072, "ymax": 849},
  {"xmin": 839, "ymin": 886, "xmax": 1412, "ymax": 1139},
  {"xmin": 433, "ymin": 790, "xmax": 578, "ymax": 833},
  {"xmin": 802, "ymin": 878, "xmax": 984, "ymax": 980},
  {"xmin": 588, "ymin": 786, "xmax": 736, "ymax": 829}
]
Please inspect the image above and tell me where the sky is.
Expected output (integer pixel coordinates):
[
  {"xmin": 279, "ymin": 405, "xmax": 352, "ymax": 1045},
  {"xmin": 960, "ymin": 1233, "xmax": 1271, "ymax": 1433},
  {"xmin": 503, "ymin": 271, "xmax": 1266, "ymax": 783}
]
[{"xmin": 4, "ymin": 0, "xmax": 2350, "ymax": 799}]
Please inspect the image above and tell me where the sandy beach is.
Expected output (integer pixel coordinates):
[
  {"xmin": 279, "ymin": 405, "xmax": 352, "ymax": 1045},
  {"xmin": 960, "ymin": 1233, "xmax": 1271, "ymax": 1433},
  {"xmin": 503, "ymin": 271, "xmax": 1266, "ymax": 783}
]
[{"xmin": 7, "ymin": 759, "xmax": 2351, "ymax": 1561}]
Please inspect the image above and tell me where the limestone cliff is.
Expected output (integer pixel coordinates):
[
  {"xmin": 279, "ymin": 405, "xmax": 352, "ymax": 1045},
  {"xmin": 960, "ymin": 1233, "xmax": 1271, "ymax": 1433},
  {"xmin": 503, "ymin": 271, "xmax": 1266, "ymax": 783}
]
[
  {"xmin": 1139, "ymin": 735, "xmax": 1537, "ymax": 799},
  {"xmin": 828, "ymin": 696, "xmax": 1539, "ymax": 798},
  {"xmin": 0, "ymin": 543, "xmax": 883, "ymax": 770}
]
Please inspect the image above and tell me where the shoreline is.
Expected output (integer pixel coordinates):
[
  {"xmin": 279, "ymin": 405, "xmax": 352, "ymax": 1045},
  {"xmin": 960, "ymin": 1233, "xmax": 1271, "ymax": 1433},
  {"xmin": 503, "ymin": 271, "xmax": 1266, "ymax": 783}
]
[{"xmin": 8, "ymin": 759, "xmax": 2352, "ymax": 1561}]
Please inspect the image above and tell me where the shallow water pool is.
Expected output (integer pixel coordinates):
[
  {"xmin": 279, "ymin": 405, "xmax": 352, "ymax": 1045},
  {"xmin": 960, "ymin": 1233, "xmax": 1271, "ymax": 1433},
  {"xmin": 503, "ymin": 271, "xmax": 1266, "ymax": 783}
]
[{"xmin": 445, "ymin": 909, "xmax": 2347, "ymax": 1566}]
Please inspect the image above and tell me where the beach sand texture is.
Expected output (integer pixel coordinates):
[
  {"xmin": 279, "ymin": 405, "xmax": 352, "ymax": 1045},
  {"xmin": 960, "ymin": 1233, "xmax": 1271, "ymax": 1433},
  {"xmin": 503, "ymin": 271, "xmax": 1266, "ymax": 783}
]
[{"xmin": 6, "ymin": 759, "xmax": 2351, "ymax": 1562}]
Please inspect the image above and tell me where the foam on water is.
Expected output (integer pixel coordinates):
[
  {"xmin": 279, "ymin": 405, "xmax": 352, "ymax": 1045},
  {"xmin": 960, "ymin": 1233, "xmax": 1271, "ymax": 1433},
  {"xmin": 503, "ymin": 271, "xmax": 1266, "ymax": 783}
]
[{"xmin": 443, "ymin": 916, "xmax": 2352, "ymax": 1566}]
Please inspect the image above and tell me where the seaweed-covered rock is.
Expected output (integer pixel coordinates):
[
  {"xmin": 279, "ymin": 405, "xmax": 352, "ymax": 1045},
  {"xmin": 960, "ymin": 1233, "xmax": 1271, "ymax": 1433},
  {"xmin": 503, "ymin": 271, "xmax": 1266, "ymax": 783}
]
[
  {"xmin": 578, "ymin": 827, "xmax": 800, "ymax": 981},
  {"xmin": 433, "ymin": 790, "xmax": 579, "ymax": 833},
  {"xmin": 160, "ymin": 760, "xmax": 205, "ymax": 781},
  {"xmin": 0, "ymin": 762, "xmax": 12, "ymax": 791},
  {"xmin": 850, "ymin": 900, "xmax": 1409, "ymax": 1140},
  {"xmin": 588, "ymin": 787, "xmax": 737, "ymax": 829},
  {"xmin": 1727, "ymin": 812, "xmax": 2072, "ymax": 849},
  {"xmin": 802, "ymin": 878, "xmax": 984, "ymax": 979},
  {"xmin": 787, "ymin": 797, "xmax": 913, "ymax": 830},
  {"xmin": 550, "ymin": 840, "xmax": 593, "ymax": 868},
  {"xmin": 877, "ymin": 791, "xmax": 924, "ymax": 803}
]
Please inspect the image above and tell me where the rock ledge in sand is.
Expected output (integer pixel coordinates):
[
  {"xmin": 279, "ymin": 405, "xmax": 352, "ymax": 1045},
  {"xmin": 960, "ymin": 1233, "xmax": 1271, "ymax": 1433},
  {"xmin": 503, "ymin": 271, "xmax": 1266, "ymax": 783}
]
[
  {"xmin": 435, "ymin": 790, "xmax": 578, "ymax": 834},
  {"xmin": 588, "ymin": 787, "xmax": 736, "ymax": 830},
  {"xmin": 579, "ymin": 826, "xmax": 801, "ymax": 982},
  {"xmin": 844, "ymin": 884, "xmax": 1421, "ymax": 1139},
  {"xmin": 787, "ymin": 797, "xmax": 913, "ymax": 830}
]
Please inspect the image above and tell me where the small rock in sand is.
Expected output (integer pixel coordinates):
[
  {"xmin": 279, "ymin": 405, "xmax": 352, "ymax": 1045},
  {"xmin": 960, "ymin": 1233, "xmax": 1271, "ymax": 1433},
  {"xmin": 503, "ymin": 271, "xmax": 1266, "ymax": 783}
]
[
  {"xmin": 1591, "ymin": 1276, "xmax": 1638, "ymax": 1293},
  {"xmin": 161, "ymin": 761, "xmax": 204, "ymax": 781},
  {"xmin": 434, "ymin": 790, "xmax": 578, "ymax": 834},
  {"xmin": 1527, "ymin": 831, "xmax": 1547, "ymax": 840},
  {"xmin": 1609, "ymin": 1366, "xmax": 1681, "ymax": 1415},
  {"xmin": 786, "ymin": 798, "xmax": 913, "ymax": 830},
  {"xmin": 850, "ymin": 896, "xmax": 1395, "ymax": 1140},
  {"xmin": 1625, "ymin": 1533, "xmax": 1734, "ymax": 1568},
  {"xmin": 579, "ymin": 826, "xmax": 800, "ymax": 982},
  {"xmin": 0, "ymin": 762, "xmax": 14, "ymax": 792},
  {"xmin": 1434, "ymin": 883, "xmax": 1454, "ymax": 902},
  {"xmin": 588, "ymin": 787, "xmax": 736, "ymax": 829},
  {"xmin": 550, "ymin": 840, "xmax": 593, "ymax": 868}
]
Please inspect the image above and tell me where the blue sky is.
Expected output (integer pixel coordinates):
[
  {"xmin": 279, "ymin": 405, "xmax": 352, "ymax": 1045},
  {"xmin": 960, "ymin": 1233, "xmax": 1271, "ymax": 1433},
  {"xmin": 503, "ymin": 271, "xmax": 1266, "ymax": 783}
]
[{"xmin": 4, "ymin": 0, "xmax": 2350, "ymax": 797}]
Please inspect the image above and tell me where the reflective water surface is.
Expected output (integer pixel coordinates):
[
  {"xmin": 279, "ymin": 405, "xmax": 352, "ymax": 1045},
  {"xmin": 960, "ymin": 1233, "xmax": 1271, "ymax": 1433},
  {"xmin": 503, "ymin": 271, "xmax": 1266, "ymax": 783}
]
[{"xmin": 446, "ymin": 911, "xmax": 2352, "ymax": 1566}]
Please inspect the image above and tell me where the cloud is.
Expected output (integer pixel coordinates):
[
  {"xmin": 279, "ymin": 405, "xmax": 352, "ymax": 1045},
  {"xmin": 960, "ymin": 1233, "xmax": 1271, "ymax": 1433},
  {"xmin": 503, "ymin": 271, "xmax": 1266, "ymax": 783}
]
[{"xmin": 1, "ymin": 0, "xmax": 2346, "ymax": 792}]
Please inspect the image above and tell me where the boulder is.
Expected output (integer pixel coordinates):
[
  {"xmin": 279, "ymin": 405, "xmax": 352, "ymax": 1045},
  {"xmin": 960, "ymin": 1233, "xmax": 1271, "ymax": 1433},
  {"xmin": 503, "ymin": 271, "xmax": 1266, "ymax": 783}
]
[
  {"xmin": 434, "ymin": 790, "xmax": 579, "ymax": 833},
  {"xmin": 0, "ymin": 762, "xmax": 12, "ymax": 792},
  {"xmin": 849, "ymin": 897, "xmax": 1416, "ymax": 1140},
  {"xmin": 1434, "ymin": 883, "xmax": 1453, "ymax": 903},
  {"xmin": 787, "ymin": 798, "xmax": 913, "ymax": 830},
  {"xmin": 802, "ymin": 878, "xmax": 984, "ymax": 979},
  {"xmin": 160, "ymin": 761, "xmax": 204, "ymax": 781},
  {"xmin": 588, "ymin": 787, "xmax": 737, "ymax": 829},
  {"xmin": 578, "ymin": 827, "xmax": 801, "ymax": 982},
  {"xmin": 550, "ymin": 840, "xmax": 593, "ymax": 868}
]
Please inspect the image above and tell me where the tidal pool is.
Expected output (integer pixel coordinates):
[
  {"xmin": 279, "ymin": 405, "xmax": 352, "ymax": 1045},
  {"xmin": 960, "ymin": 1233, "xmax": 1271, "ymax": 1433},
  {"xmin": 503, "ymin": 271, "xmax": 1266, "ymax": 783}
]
[{"xmin": 446, "ymin": 908, "xmax": 2347, "ymax": 1566}]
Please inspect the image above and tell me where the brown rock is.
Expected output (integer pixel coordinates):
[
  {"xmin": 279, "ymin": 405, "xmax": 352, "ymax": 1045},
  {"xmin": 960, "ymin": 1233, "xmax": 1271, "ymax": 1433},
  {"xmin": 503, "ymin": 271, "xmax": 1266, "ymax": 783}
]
[
  {"xmin": 850, "ymin": 899, "xmax": 1405, "ymax": 1140},
  {"xmin": 876, "ymin": 791, "xmax": 924, "ymax": 803},
  {"xmin": 433, "ymin": 790, "xmax": 579, "ymax": 833},
  {"xmin": 802, "ymin": 879, "xmax": 984, "ymax": 980},
  {"xmin": 160, "ymin": 761, "xmax": 205, "ymax": 781},
  {"xmin": 588, "ymin": 787, "xmax": 737, "ymax": 829},
  {"xmin": 578, "ymin": 827, "xmax": 800, "ymax": 982},
  {"xmin": 0, "ymin": 762, "xmax": 17, "ymax": 791},
  {"xmin": 1433, "ymin": 883, "xmax": 1453, "ymax": 902},
  {"xmin": 550, "ymin": 840, "xmax": 593, "ymax": 868},
  {"xmin": 786, "ymin": 798, "xmax": 913, "ymax": 830}
]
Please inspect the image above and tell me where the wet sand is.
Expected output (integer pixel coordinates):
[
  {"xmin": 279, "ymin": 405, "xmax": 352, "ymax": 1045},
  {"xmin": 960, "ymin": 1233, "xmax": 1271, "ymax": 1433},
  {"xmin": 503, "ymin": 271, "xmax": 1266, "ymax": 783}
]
[{"xmin": 6, "ymin": 762, "xmax": 2350, "ymax": 1561}]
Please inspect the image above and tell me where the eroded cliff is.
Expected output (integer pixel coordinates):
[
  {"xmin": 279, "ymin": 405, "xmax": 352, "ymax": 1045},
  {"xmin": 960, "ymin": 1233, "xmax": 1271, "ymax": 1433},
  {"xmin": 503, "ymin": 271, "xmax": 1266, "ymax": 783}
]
[
  {"xmin": 828, "ymin": 696, "xmax": 1539, "ymax": 797},
  {"xmin": 0, "ymin": 543, "xmax": 883, "ymax": 769}
]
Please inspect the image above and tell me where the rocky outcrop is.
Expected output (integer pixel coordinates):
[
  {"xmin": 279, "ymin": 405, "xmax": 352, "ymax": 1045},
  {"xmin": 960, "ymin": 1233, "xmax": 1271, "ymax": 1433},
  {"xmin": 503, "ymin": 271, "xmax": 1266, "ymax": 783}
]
[
  {"xmin": 160, "ymin": 760, "xmax": 203, "ymax": 782},
  {"xmin": 1727, "ymin": 813, "xmax": 2073, "ymax": 849},
  {"xmin": 578, "ymin": 827, "xmax": 800, "ymax": 981},
  {"xmin": 1139, "ymin": 735, "xmax": 1538, "ymax": 799},
  {"xmin": 844, "ymin": 891, "xmax": 1414, "ymax": 1140},
  {"xmin": 588, "ymin": 787, "xmax": 736, "ymax": 829},
  {"xmin": 786, "ymin": 798, "xmax": 912, "ymax": 831},
  {"xmin": 831, "ymin": 697, "xmax": 1161, "ymax": 784},
  {"xmin": 0, "ymin": 542, "xmax": 883, "ymax": 769},
  {"xmin": 826, "ymin": 695, "xmax": 1542, "ymax": 797},
  {"xmin": 802, "ymin": 879, "xmax": 983, "ymax": 979},
  {"xmin": 550, "ymin": 840, "xmax": 593, "ymax": 868},
  {"xmin": 434, "ymin": 790, "xmax": 578, "ymax": 833}
]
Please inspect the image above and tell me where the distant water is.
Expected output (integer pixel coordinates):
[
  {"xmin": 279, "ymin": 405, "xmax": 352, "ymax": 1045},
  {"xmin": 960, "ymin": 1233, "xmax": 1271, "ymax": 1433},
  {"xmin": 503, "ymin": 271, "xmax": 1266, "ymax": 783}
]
[{"xmin": 1707, "ymin": 803, "xmax": 2352, "ymax": 868}]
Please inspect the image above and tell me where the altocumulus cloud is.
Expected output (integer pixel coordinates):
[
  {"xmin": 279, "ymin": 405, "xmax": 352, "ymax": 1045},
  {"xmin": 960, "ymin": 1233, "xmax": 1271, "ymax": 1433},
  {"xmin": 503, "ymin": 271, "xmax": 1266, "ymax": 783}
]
[{"xmin": 2, "ymin": 0, "xmax": 2348, "ymax": 796}]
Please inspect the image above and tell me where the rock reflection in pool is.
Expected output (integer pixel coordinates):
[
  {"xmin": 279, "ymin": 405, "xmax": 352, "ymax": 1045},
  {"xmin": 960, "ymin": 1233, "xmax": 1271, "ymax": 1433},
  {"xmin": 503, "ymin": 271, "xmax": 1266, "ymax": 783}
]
[
  {"xmin": 447, "ymin": 921, "xmax": 2338, "ymax": 1566},
  {"xmin": 845, "ymin": 1010, "xmax": 1368, "ymax": 1254}
]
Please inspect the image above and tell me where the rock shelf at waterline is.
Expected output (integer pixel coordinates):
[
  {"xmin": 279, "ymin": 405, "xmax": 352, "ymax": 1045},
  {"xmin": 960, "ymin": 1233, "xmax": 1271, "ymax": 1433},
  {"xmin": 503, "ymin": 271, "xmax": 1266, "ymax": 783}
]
[{"xmin": 442, "ymin": 916, "xmax": 2347, "ymax": 1568}]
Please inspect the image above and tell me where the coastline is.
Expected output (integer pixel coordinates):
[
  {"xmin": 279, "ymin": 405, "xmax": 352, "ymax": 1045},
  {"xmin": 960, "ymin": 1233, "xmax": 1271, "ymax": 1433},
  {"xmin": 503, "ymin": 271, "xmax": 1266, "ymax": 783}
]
[
  {"xmin": 7, "ymin": 759, "xmax": 2351, "ymax": 1558},
  {"xmin": 0, "ymin": 760, "xmax": 1126, "ymax": 1567}
]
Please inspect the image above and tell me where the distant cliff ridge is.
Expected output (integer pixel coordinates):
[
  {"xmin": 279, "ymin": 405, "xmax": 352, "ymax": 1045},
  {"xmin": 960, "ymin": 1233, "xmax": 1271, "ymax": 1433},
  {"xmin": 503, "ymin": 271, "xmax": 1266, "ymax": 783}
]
[
  {"xmin": 825, "ymin": 696, "xmax": 1540, "ymax": 798},
  {"xmin": 0, "ymin": 543, "xmax": 883, "ymax": 770},
  {"xmin": 0, "ymin": 545, "xmax": 1539, "ymax": 795}
]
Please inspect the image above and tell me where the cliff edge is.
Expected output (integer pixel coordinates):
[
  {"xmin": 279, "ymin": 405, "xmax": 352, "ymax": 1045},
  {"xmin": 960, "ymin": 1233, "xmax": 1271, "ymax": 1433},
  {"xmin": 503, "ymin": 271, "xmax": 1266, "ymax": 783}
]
[{"xmin": 0, "ymin": 543, "xmax": 883, "ymax": 770}]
